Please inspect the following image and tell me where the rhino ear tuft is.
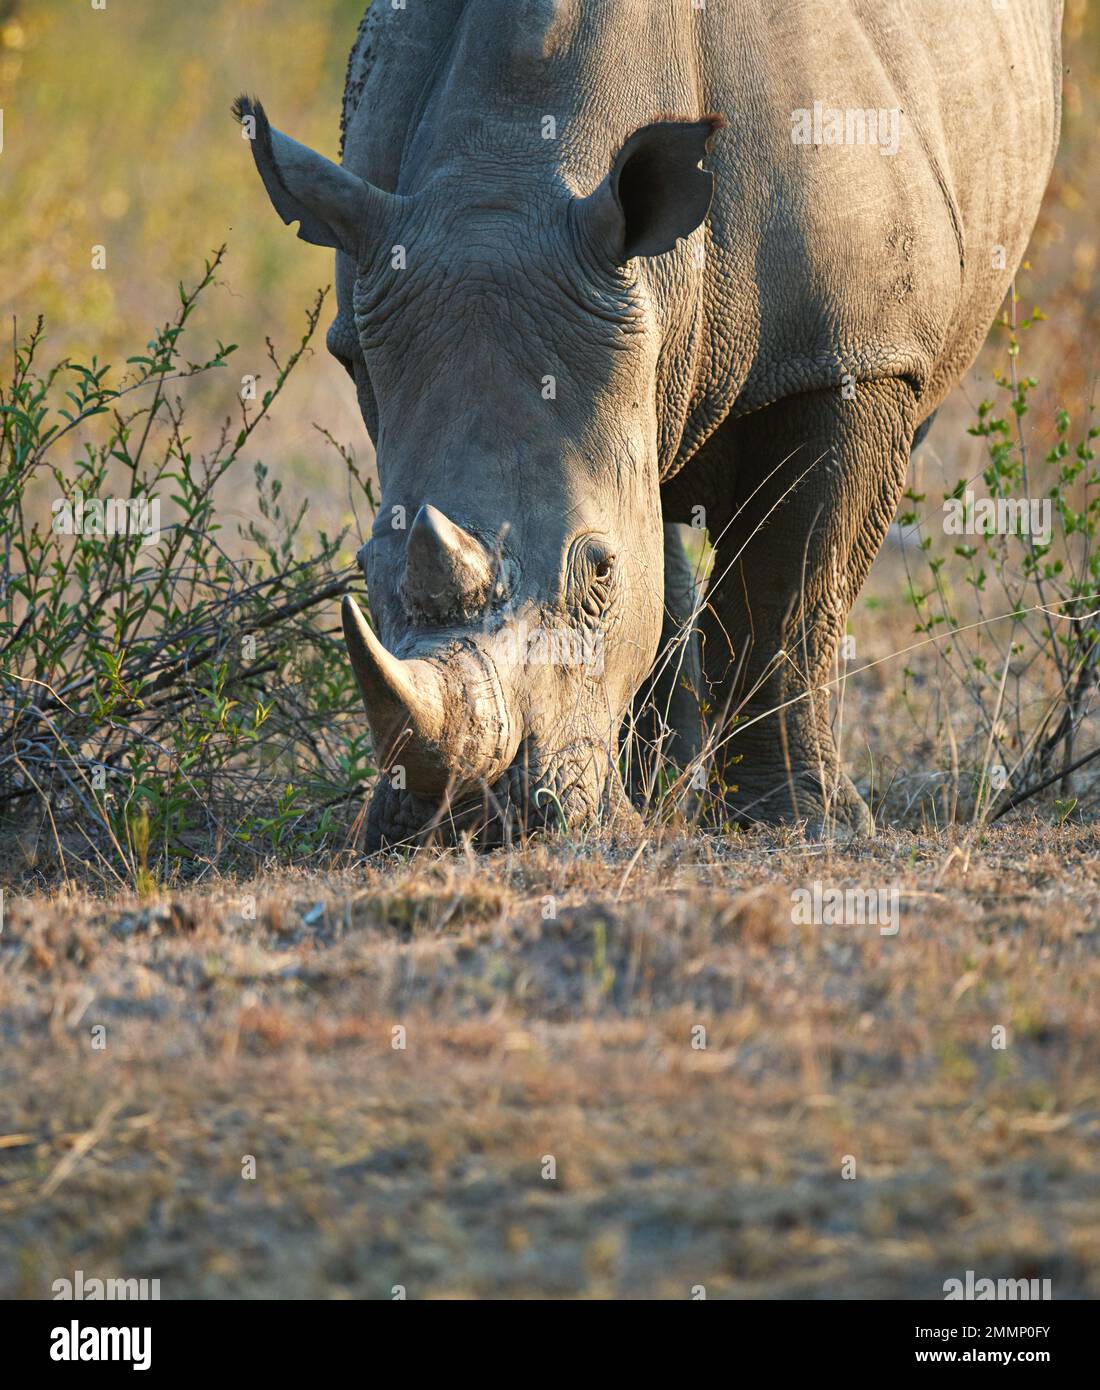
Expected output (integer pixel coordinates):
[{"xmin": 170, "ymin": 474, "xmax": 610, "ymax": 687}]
[
  {"xmin": 235, "ymin": 94, "xmax": 400, "ymax": 256},
  {"xmin": 231, "ymin": 93, "xmax": 256, "ymax": 125},
  {"xmin": 578, "ymin": 117, "xmax": 722, "ymax": 263}
]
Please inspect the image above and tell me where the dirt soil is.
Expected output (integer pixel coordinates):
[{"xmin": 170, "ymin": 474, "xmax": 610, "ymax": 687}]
[{"xmin": 2, "ymin": 824, "xmax": 1098, "ymax": 1299}]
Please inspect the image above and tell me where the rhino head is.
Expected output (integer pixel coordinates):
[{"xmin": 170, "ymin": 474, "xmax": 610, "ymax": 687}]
[{"xmin": 236, "ymin": 97, "xmax": 717, "ymax": 848}]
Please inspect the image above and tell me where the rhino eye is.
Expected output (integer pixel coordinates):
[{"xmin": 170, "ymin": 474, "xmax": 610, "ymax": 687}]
[
  {"xmin": 593, "ymin": 554, "xmax": 615, "ymax": 582},
  {"xmin": 574, "ymin": 546, "xmax": 617, "ymax": 623},
  {"xmin": 583, "ymin": 543, "xmax": 616, "ymax": 586}
]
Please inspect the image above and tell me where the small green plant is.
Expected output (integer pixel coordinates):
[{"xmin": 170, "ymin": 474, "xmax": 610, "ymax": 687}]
[
  {"xmin": 0, "ymin": 248, "xmax": 375, "ymax": 889},
  {"xmin": 902, "ymin": 285, "xmax": 1100, "ymax": 821}
]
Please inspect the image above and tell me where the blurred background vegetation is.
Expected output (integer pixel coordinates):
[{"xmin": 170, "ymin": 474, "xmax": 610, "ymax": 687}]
[{"xmin": 1, "ymin": 0, "xmax": 371, "ymax": 540}]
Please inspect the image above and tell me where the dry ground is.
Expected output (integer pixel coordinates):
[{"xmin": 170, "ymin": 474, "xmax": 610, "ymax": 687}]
[{"xmin": 2, "ymin": 823, "xmax": 1098, "ymax": 1300}]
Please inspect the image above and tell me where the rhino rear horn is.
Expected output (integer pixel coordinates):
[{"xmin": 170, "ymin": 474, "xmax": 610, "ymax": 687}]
[
  {"xmin": 404, "ymin": 505, "xmax": 495, "ymax": 622},
  {"xmin": 234, "ymin": 94, "xmax": 403, "ymax": 256}
]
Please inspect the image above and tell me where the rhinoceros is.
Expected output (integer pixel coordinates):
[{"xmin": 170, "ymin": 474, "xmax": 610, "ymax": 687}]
[{"xmin": 236, "ymin": 0, "xmax": 1062, "ymax": 849}]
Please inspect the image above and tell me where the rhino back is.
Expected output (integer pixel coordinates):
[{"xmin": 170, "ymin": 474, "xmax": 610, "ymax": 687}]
[
  {"xmin": 694, "ymin": 0, "xmax": 1062, "ymax": 434},
  {"xmin": 339, "ymin": 1, "xmax": 1062, "ymax": 471}
]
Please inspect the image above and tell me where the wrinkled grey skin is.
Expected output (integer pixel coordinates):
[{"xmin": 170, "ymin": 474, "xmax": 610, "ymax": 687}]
[{"xmin": 238, "ymin": 0, "xmax": 1062, "ymax": 848}]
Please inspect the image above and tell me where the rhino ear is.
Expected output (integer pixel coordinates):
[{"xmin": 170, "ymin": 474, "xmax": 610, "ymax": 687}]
[
  {"xmin": 233, "ymin": 95, "xmax": 400, "ymax": 256},
  {"xmin": 577, "ymin": 117, "xmax": 722, "ymax": 262}
]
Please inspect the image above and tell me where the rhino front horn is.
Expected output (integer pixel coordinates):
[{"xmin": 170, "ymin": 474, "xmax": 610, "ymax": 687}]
[
  {"xmin": 403, "ymin": 504, "xmax": 494, "ymax": 621},
  {"xmin": 341, "ymin": 595, "xmax": 516, "ymax": 796}
]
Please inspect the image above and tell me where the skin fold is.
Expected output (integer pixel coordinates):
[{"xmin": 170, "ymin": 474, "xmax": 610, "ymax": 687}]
[{"xmin": 239, "ymin": 0, "xmax": 1063, "ymax": 848}]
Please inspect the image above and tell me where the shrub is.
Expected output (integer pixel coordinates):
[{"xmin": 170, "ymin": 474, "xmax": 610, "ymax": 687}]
[
  {"xmin": 0, "ymin": 249, "xmax": 373, "ymax": 891},
  {"xmin": 901, "ymin": 287, "xmax": 1100, "ymax": 823}
]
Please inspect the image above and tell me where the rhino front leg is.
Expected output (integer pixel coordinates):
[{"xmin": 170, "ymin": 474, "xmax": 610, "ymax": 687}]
[
  {"xmin": 625, "ymin": 521, "xmax": 705, "ymax": 806},
  {"xmin": 700, "ymin": 379, "xmax": 917, "ymax": 836}
]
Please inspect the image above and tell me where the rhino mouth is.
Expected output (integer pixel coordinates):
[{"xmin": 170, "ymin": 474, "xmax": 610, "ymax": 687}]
[{"xmin": 362, "ymin": 737, "xmax": 632, "ymax": 852}]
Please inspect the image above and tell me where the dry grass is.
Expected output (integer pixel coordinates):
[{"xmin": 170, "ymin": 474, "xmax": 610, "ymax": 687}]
[{"xmin": 2, "ymin": 823, "xmax": 1098, "ymax": 1299}]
